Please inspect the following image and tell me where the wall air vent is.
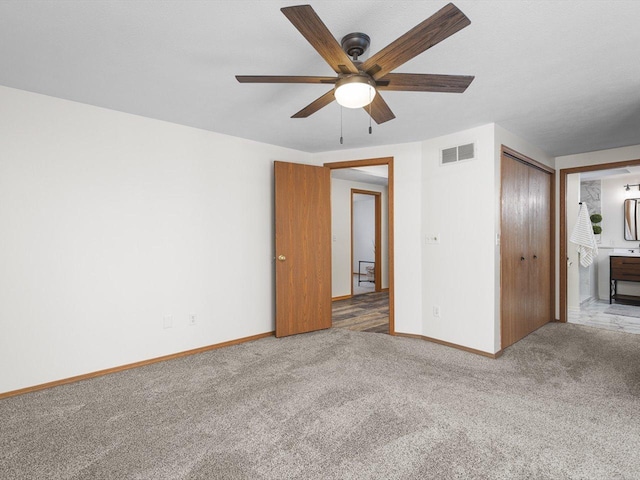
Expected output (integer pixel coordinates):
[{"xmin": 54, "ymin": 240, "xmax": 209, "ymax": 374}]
[{"xmin": 440, "ymin": 142, "xmax": 475, "ymax": 165}]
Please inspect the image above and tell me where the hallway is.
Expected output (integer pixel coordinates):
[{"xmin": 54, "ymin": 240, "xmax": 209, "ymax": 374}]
[{"xmin": 332, "ymin": 291, "xmax": 389, "ymax": 334}]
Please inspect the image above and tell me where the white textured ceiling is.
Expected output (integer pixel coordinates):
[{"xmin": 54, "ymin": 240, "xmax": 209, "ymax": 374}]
[{"xmin": 1, "ymin": 0, "xmax": 639, "ymax": 156}]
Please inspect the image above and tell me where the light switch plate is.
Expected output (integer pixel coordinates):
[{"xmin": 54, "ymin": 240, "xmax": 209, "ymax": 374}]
[{"xmin": 425, "ymin": 233, "xmax": 440, "ymax": 244}]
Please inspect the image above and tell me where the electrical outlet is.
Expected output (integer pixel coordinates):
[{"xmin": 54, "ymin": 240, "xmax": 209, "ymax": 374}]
[
  {"xmin": 433, "ymin": 306, "xmax": 441, "ymax": 318},
  {"xmin": 189, "ymin": 313, "xmax": 197, "ymax": 326},
  {"xmin": 163, "ymin": 315, "xmax": 173, "ymax": 329}
]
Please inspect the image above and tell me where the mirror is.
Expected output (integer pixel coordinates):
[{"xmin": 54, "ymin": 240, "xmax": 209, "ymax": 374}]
[{"xmin": 624, "ymin": 198, "xmax": 640, "ymax": 240}]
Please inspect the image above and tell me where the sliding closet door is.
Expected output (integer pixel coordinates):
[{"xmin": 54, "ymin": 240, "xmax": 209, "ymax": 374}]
[
  {"xmin": 529, "ymin": 167, "xmax": 552, "ymax": 332},
  {"xmin": 501, "ymin": 149, "xmax": 553, "ymax": 349},
  {"xmin": 501, "ymin": 155, "xmax": 532, "ymax": 348}
]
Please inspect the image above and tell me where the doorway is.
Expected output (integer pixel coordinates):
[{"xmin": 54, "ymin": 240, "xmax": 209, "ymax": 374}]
[
  {"xmin": 560, "ymin": 158, "xmax": 640, "ymax": 333},
  {"xmin": 325, "ymin": 157, "xmax": 394, "ymax": 335},
  {"xmin": 351, "ymin": 189, "xmax": 381, "ymax": 296}
]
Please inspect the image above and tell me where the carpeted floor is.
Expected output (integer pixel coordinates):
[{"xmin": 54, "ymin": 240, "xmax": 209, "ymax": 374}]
[{"xmin": 1, "ymin": 323, "xmax": 639, "ymax": 479}]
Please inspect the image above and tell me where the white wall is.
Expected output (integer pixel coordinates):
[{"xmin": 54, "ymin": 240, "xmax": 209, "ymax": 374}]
[
  {"xmin": 601, "ymin": 174, "xmax": 640, "ymax": 248},
  {"xmin": 330, "ymin": 178, "xmax": 389, "ymax": 297},
  {"xmin": 421, "ymin": 124, "xmax": 498, "ymax": 352},
  {"xmin": 2, "ymin": 82, "xmax": 571, "ymax": 393},
  {"xmin": 0, "ymin": 86, "xmax": 312, "ymax": 394},
  {"xmin": 353, "ymin": 195, "xmax": 375, "ymax": 273},
  {"xmin": 315, "ymin": 143, "xmax": 423, "ymax": 336},
  {"xmin": 556, "ymin": 145, "xmax": 640, "ymax": 170}
]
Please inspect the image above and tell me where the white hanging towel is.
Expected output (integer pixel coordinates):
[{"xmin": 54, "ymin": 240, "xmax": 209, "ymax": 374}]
[{"xmin": 570, "ymin": 203, "xmax": 598, "ymax": 267}]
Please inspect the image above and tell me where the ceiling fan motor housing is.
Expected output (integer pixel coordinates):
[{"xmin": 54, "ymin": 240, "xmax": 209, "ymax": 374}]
[{"xmin": 341, "ymin": 32, "xmax": 371, "ymax": 60}]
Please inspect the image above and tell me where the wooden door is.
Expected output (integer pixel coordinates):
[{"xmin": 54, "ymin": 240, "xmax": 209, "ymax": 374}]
[
  {"xmin": 528, "ymin": 166, "xmax": 552, "ymax": 332},
  {"xmin": 501, "ymin": 155, "xmax": 531, "ymax": 347},
  {"xmin": 501, "ymin": 150, "xmax": 553, "ymax": 349},
  {"xmin": 274, "ymin": 161, "xmax": 332, "ymax": 337}
]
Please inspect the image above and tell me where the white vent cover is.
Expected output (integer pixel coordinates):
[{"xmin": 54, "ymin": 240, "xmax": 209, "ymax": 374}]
[{"xmin": 440, "ymin": 142, "xmax": 475, "ymax": 165}]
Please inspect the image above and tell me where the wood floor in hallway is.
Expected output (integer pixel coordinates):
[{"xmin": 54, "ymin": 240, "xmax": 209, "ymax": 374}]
[{"xmin": 332, "ymin": 291, "xmax": 389, "ymax": 334}]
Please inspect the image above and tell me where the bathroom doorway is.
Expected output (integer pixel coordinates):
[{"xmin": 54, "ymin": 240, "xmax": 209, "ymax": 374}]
[{"xmin": 562, "ymin": 161, "xmax": 640, "ymax": 334}]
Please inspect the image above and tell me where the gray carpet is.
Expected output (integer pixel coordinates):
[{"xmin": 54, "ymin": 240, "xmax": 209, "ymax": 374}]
[{"xmin": 1, "ymin": 323, "xmax": 639, "ymax": 479}]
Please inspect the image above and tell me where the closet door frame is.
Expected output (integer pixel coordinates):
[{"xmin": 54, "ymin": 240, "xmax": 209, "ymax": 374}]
[{"xmin": 500, "ymin": 146, "xmax": 555, "ymax": 349}]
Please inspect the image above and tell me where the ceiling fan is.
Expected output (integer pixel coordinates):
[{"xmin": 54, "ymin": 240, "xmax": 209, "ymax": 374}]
[{"xmin": 236, "ymin": 3, "xmax": 474, "ymax": 125}]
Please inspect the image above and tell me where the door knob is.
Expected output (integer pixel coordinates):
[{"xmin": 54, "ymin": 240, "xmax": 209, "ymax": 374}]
[
  {"xmin": 278, "ymin": 255, "xmax": 286, "ymax": 261},
  {"xmin": 521, "ymin": 256, "xmax": 525, "ymax": 261}
]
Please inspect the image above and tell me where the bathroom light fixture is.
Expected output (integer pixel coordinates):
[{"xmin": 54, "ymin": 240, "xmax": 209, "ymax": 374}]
[
  {"xmin": 624, "ymin": 184, "xmax": 640, "ymax": 198},
  {"xmin": 334, "ymin": 74, "xmax": 377, "ymax": 109}
]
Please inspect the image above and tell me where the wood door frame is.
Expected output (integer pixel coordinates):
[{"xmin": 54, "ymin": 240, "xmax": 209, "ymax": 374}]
[
  {"xmin": 325, "ymin": 157, "xmax": 395, "ymax": 335},
  {"xmin": 350, "ymin": 189, "xmax": 382, "ymax": 294},
  {"xmin": 500, "ymin": 146, "xmax": 555, "ymax": 347},
  {"xmin": 559, "ymin": 157, "xmax": 640, "ymax": 322}
]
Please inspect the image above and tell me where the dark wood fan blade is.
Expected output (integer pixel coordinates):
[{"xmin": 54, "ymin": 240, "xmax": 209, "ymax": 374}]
[
  {"xmin": 236, "ymin": 75, "xmax": 337, "ymax": 84},
  {"xmin": 281, "ymin": 5, "xmax": 358, "ymax": 75},
  {"xmin": 362, "ymin": 3, "xmax": 470, "ymax": 80},
  {"xmin": 365, "ymin": 93, "xmax": 396, "ymax": 124},
  {"xmin": 376, "ymin": 73, "xmax": 474, "ymax": 92},
  {"xmin": 292, "ymin": 89, "xmax": 336, "ymax": 118}
]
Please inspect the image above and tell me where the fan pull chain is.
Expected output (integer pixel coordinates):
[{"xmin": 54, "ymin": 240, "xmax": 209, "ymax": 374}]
[
  {"xmin": 340, "ymin": 106, "xmax": 344, "ymax": 144},
  {"xmin": 368, "ymin": 90, "xmax": 373, "ymax": 134}
]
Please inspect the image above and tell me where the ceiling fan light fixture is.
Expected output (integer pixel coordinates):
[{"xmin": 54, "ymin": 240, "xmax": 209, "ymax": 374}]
[
  {"xmin": 334, "ymin": 74, "xmax": 376, "ymax": 109},
  {"xmin": 237, "ymin": 4, "xmax": 474, "ymax": 123}
]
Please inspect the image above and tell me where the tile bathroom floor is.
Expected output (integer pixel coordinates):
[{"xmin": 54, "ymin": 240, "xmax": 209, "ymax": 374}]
[{"xmin": 569, "ymin": 299, "xmax": 640, "ymax": 334}]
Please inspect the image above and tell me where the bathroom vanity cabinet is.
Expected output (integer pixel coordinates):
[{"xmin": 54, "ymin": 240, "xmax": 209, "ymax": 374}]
[{"xmin": 610, "ymin": 255, "xmax": 640, "ymax": 304}]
